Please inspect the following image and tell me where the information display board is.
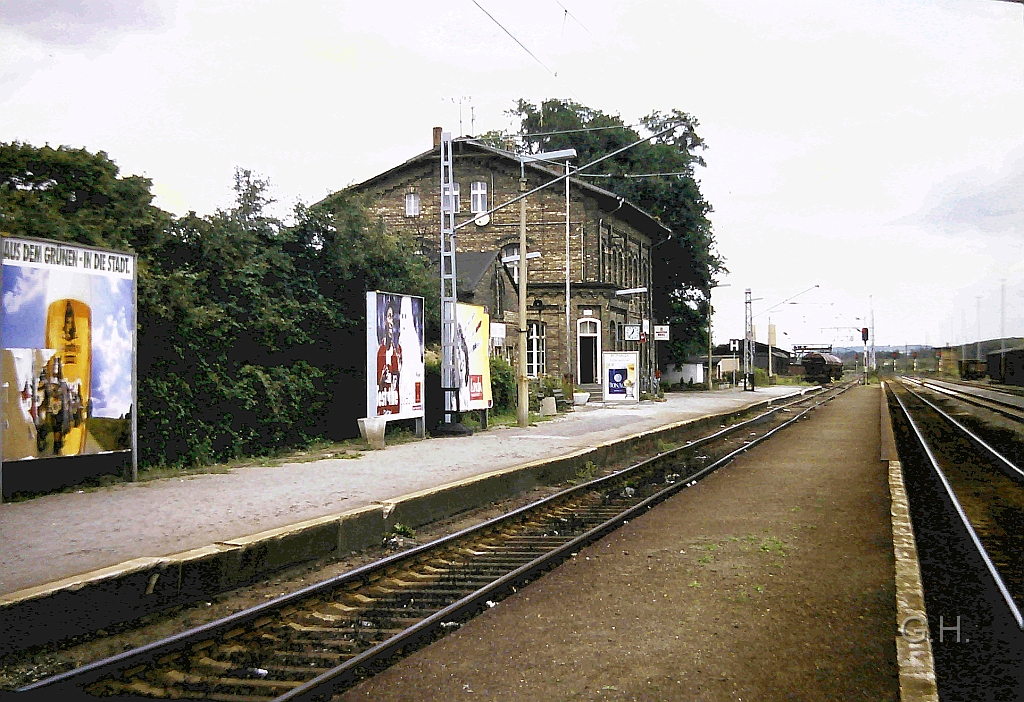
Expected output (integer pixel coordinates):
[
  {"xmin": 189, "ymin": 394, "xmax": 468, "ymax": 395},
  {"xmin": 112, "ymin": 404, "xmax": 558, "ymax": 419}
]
[
  {"xmin": 601, "ymin": 351, "xmax": 640, "ymax": 404},
  {"xmin": 366, "ymin": 291, "xmax": 425, "ymax": 420},
  {"xmin": 1, "ymin": 237, "xmax": 137, "ymax": 464},
  {"xmin": 456, "ymin": 303, "xmax": 492, "ymax": 411}
]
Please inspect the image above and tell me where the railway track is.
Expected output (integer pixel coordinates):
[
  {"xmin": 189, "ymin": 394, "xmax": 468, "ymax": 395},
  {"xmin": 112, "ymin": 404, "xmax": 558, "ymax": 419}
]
[
  {"xmin": 905, "ymin": 376, "xmax": 1024, "ymax": 423},
  {"xmin": 886, "ymin": 379, "xmax": 1024, "ymax": 699},
  {"xmin": 16, "ymin": 383, "xmax": 853, "ymax": 702}
]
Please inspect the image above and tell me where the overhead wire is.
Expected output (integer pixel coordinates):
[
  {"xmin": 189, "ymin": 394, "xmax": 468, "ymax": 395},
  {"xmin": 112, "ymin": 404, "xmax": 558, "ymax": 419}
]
[
  {"xmin": 555, "ymin": 1, "xmax": 595, "ymax": 36},
  {"xmin": 471, "ymin": 0, "xmax": 581, "ymax": 100}
]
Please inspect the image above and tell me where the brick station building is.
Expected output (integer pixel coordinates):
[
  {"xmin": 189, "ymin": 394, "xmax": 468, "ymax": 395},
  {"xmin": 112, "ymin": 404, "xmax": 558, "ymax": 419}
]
[{"xmin": 331, "ymin": 129, "xmax": 676, "ymax": 392}]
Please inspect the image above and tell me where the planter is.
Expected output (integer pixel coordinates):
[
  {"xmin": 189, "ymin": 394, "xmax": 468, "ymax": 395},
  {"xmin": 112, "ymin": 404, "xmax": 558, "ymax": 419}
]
[
  {"xmin": 357, "ymin": 417, "xmax": 387, "ymax": 450},
  {"xmin": 572, "ymin": 392, "xmax": 590, "ymax": 406}
]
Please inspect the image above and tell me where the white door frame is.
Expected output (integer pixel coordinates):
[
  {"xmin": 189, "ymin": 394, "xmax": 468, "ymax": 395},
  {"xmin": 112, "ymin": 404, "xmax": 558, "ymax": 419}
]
[{"xmin": 577, "ymin": 317, "xmax": 602, "ymax": 384}]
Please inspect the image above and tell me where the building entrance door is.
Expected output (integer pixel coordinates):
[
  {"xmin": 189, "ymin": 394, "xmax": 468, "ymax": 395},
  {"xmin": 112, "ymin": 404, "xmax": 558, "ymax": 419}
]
[{"xmin": 577, "ymin": 318, "xmax": 601, "ymax": 384}]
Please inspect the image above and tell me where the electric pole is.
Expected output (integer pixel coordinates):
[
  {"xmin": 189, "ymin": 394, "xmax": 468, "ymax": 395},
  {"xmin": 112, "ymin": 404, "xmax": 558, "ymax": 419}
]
[{"xmin": 744, "ymin": 289, "xmax": 754, "ymax": 391}]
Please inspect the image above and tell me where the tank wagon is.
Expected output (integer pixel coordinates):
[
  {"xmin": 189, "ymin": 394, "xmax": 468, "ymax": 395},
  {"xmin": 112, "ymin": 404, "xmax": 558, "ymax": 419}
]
[{"xmin": 801, "ymin": 352, "xmax": 843, "ymax": 383}]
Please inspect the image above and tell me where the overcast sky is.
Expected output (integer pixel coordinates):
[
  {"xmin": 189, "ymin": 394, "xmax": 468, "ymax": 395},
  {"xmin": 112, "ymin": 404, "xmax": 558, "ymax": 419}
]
[{"xmin": 2, "ymin": 0, "xmax": 1022, "ymax": 349}]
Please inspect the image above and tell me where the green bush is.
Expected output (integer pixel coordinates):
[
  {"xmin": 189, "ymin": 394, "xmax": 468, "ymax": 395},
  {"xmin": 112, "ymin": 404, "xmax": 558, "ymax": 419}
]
[
  {"xmin": 489, "ymin": 356, "xmax": 516, "ymax": 411},
  {"xmin": 2, "ymin": 144, "xmax": 439, "ymax": 469}
]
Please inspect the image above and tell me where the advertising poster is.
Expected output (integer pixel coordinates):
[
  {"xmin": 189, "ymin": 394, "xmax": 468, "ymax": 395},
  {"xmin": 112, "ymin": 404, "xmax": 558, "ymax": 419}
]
[
  {"xmin": 602, "ymin": 351, "xmax": 639, "ymax": 404},
  {"xmin": 1, "ymin": 237, "xmax": 136, "ymax": 462},
  {"xmin": 366, "ymin": 291, "xmax": 425, "ymax": 421},
  {"xmin": 456, "ymin": 303, "xmax": 492, "ymax": 411}
]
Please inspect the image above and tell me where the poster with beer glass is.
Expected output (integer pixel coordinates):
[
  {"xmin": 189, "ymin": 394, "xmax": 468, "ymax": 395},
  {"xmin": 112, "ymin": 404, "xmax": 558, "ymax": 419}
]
[
  {"xmin": 2, "ymin": 237, "xmax": 136, "ymax": 462},
  {"xmin": 366, "ymin": 291, "xmax": 425, "ymax": 421}
]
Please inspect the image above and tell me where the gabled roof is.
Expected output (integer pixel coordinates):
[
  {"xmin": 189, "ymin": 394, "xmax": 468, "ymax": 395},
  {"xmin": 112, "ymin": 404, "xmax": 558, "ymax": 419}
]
[
  {"xmin": 342, "ymin": 138, "xmax": 673, "ymax": 240},
  {"xmin": 428, "ymin": 249, "xmax": 499, "ymax": 297},
  {"xmin": 454, "ymin": 250, "xmax": 499, "ymax": 295}
]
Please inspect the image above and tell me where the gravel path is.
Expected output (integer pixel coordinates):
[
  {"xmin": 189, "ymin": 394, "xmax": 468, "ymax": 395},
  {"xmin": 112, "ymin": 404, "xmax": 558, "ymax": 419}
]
[
  {"xmin": 340, "ymin": 385, "xmax": 898, "ymax": 701},
  {"xmin": 0, "ymin": 387, "xmax": 800, "ymax": 595}
]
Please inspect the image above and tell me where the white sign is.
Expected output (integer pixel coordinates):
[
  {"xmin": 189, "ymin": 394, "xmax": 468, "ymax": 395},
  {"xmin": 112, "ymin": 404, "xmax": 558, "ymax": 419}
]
[
  {"xmin": 653, "ymin": 325, "xmax": 670, "ymax": 341},
  {"xmin": 489, "ymin": 322, "xmax": 506, "ymax": 343},
  {"xmin": 602, "ymin": 351, "xmax": 640, "ymax": 404},
  {"xmin": 366, "ymin": 291, "xmax": 425, "ymax": 421}
]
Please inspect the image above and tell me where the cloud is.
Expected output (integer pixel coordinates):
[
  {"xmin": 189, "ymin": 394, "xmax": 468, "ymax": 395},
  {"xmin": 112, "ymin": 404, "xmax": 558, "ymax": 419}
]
[
  {"xmin": 909, "ymin": 146, "xmax": 1024, "ymax": 235},
  {"xmin": 91, "ymin": 306, "xmax": 133, "ymax": 417},
  {"xmin": 0, "ymin": 0, "xmax": 172, "ymax": 47},
  {"xmin": 2, "ymin": 267, "xmax": 47, "ymax": 315}
]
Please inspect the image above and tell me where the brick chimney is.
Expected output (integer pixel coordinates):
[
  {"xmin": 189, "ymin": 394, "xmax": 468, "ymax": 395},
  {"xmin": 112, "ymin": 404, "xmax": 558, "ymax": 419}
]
[{"xmin": 432, "ymin": 127, "xmax": 443, "ymax": 148}]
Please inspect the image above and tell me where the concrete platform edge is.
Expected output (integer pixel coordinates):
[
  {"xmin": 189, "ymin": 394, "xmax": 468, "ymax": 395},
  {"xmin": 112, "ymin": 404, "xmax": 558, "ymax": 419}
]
[
  {"xmin": 0, "ymin": 391, "xmax": 799, "ymax": 655},
  {"xmin": 881, "ymin": 382, "xmax": 939, "ymax": 702}
]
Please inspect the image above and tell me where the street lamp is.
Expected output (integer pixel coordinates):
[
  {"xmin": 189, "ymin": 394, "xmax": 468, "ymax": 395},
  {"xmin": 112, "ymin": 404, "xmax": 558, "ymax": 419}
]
[
  {"xmin": 444, "ymin": 125, "xmax": 680, "ymax": 426},
  {"xmin": 513, "ymin": 148, "xmax": 576, "ymax": 428},
  {"xmin": 614, "ymin": 286, "xmax": 650, "ymax": 390}
]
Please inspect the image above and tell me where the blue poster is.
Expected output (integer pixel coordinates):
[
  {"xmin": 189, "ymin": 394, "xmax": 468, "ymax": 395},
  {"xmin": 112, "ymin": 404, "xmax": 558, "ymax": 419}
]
[{"xmin": 608, "ymin": 368, "xmax": 627, "ymax": 395}]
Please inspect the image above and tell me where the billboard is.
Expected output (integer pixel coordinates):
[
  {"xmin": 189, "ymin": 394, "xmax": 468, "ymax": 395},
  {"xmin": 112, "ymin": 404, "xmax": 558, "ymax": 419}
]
[
  {"xmin": 1, "ymin": 237, "xmax": 136, "ymax": 462},
  {"xmin": 366, "ymin": 291, "xmax": 425, "ymax": 421},
  {"xmin": 602, "ymin": 351, "xmax": 639, "ymax": 404},
  {"xmin": 456, "ymin": 303, "xmax": 492, "ymax": 411}
]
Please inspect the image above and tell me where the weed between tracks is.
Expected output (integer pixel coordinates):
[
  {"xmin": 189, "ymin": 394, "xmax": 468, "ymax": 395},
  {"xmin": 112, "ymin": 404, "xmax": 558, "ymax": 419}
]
[{"xmin": 683, "ymin": 532, "xmax": 791, "ymax": 602}]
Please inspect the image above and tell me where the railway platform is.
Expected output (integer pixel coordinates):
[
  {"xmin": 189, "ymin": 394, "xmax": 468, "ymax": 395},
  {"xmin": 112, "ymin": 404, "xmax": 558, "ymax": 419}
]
[
  {"xmin": 0, "ymin": 386, "xmax": 804, "ymax": 652},
  {"xmin": 340, "ymin": 384, "xmax": 906, "ymax": 701}
]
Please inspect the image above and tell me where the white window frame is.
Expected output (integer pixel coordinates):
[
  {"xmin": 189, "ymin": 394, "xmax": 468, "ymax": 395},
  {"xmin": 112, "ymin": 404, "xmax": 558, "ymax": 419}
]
[
  {"xmin": 501, "ymin": 243, "xmax": 520, "ymax": 284},
  {"xmin": 471, "ymin": 181, "xmax": 487, "ymax": 214},
  {"xmin": 442, "ymin": 183, "xmax": 461, "ymax": 213},
  {"xmin": 527, "ymin": 321, "xmax": 546, "ymax": 377},
  {"xmin": 405, "ymin": 192, "xmax": 420, "ymax": 217}
]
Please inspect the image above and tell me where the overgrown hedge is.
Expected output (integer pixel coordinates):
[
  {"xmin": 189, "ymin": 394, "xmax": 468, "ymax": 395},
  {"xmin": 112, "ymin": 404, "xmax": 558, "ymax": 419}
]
[{"xmin": 2, "ymin": 144, "xmax": 437, "ymax": 468}]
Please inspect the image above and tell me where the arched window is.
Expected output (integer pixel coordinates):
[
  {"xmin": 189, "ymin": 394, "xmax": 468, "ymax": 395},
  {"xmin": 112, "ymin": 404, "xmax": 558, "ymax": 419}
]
[{"xmin": 501, "ymin": 243, "xmax": 520, "ymax": 284}]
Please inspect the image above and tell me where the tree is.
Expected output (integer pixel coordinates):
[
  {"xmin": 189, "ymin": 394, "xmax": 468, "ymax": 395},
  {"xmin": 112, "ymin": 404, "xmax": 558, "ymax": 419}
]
[
  {"xmin": 502, "ymin": 100, "xmax": 725, "ymax": 362},
  {"xmin": 3, "ymin": 141, "xmax": 439, "ymax": 468},
  {"xmin": 0, "ymin": 141, "xmax": 163, "ymax": 251}
]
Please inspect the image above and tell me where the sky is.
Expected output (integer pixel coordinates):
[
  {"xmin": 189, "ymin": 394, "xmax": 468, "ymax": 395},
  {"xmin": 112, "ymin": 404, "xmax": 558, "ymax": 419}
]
[{"xmin": 2, "ymin": 0, "xmax": 1022, "ymax": 350}]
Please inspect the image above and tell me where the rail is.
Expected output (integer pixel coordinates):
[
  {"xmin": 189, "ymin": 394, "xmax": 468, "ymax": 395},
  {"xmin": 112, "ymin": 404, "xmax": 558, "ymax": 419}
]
[{"xmin": 18, "ymin": 383, "xmax": 854, "ymax": 701}]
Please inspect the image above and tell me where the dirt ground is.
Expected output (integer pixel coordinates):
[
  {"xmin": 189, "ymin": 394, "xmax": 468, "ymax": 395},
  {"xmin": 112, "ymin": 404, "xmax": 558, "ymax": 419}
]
[{"xmin": 340, "ymin": 385, "xmax": 898, "ymax": 701}]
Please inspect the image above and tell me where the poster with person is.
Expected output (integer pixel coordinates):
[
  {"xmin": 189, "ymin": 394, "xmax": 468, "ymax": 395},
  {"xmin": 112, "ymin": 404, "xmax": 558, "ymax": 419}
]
[
  {"xmin": 1, "ymin": 237, "xmax": 136, "ymax": 462},
  {"xmin": 455, "ymin": 303, "xmax": 492, "ymax": 411},
  {"xmin": 365, "ymin": 291, "xmax": 424, "ymax": 420}
]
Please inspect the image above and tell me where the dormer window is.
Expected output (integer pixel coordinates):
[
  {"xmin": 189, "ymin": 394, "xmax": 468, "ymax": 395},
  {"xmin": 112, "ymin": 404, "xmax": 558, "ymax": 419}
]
[
  {"xmin": 405, "ymin": 192, "xmax": 420, "ymax": 217},
  {"xmin": 471, "ymin": 181, "xmax": 487, "ymax": 214}
]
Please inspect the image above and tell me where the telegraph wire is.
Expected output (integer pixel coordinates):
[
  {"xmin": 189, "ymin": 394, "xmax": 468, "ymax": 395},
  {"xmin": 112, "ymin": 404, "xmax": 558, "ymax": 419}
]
[
  {"xmin": 519, "ymin": 124, "xmax": 636, "ymax": 137},
  {"xmin": 577, "ymin": 171, "xmax": 693, "ymax": 179}
]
